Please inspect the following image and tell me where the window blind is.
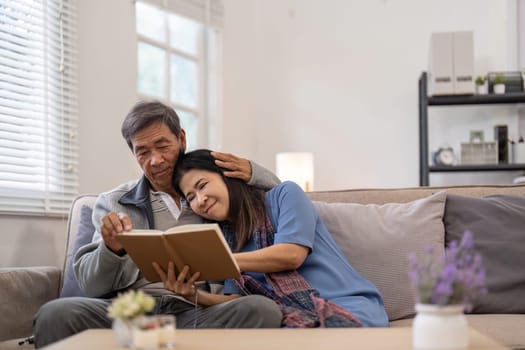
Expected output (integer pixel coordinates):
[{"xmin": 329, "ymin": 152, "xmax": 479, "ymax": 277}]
[
  {"xmin": 141, "ymin": 0, "xmax": 223, "ymax": 28},
  {"xmin": 0, "ymin": 0, "xmax": 78, "ymax": 215}
]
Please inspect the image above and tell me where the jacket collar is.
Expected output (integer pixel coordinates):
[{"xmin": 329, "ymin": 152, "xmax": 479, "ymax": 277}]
[{"xmin": 118, "ymin": 176, "xmax": 154, "ymax": 227}]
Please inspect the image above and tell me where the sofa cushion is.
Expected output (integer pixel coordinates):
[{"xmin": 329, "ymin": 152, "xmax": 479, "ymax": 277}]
[
  {"xmin": 312, "ymin": 191, "xmax": 447, "ymax": 321},
  {"xmin": 0, "ymin": 266, "xmax": 61, "ymax": 341},
  {"xmin": 444, "ymin": 194, "xmax": 525, "ymax": 314},
  {"xmin": 60, "ymin": 205, "xmax": 96, "ymax": 297}
]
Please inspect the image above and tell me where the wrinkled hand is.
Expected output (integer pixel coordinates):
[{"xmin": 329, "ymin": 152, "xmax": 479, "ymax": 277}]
[
  {"xmin": 100, "ymin": 212, "xmax": 132, "ymax": 254},
  {"xmin": 152, "ymin": 262, "xmax": 200, "ymax": 299},
  {"xmin": 211, "ymin": 151, "xmax": 252, "ymax": 182}
]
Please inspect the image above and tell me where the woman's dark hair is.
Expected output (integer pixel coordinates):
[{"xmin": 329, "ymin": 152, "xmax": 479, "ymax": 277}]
[
  {"xmin": 121, "ymin": 100, "xmax": 183, "ymax": 150},
  {"xmin": 173, "ymin": 149, "xmax": 266, "ymax": 251}
]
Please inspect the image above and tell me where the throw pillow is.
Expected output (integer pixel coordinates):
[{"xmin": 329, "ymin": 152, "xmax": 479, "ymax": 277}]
[
  {"xmin": 444, "ymin": 194, "xmax": 525, "ymax": 314},
  {"xmin": 60, "ymin": 205, "xmax": 96, "ymax": 297},
  {"xmin": 312, "ymin": 191, "xmax": 447, "ymax": 321}
]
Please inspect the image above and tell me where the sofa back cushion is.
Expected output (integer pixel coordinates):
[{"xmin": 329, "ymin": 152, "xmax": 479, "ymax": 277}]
[
  {"xmin": 444, "ymin": 194, "xmax": 525, "ymax": 314},
  {"xmin": 308, "ymin": 184, "xmax": 525, "ymax": 204},
  {"xmin": 312, "ymin": 191, "xmax": 447, "ymax": 321},
  {"xmin": 60, "ymin": 195, "xmax": 97, "ymax": 297},
  {"xmin": 0, "ymin": 266, "xmax": 61, "ymax": 341}
]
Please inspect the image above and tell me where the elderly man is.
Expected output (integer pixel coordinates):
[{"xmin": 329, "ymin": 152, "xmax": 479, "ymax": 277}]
[{"xmin": 33, "ymin": 101, "xmax": 282, "ymax": 348}]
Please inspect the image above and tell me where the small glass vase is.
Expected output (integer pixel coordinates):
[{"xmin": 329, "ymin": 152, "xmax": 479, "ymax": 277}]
[
  {"xmin": 112, "ymin": 318, "xmax": 133, "ymax": 348},
  {"xmin": 130, "ymin": 315, "xmax": 160, "ymax": 350},
  {"xmin": 413, "ymin": 303, "xmax": 469, "ymax": 350}
]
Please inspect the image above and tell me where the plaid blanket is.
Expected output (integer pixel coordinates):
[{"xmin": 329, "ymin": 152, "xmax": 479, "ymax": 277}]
[{"xmin": 222, "ymin": 218, "xmax": 361, "ymax": 328}]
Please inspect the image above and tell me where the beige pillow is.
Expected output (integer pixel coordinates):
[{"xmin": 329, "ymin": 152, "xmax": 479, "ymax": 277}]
[{"xmin": 312, "ymin": 191, "xmax": 447, "ymax": 321}]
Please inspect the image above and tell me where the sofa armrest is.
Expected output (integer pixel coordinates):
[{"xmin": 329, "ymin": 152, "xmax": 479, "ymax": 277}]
[{"xmin": 0, "ymin": 266, "xmax": 61, "ymax": 341}]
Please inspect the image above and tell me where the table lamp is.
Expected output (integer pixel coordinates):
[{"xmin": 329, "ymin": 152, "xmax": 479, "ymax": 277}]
[{"xmin": 275, "ymin": 152, "xmax": 314, "ymax": 192}]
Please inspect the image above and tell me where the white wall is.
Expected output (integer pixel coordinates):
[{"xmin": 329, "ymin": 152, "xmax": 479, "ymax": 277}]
[
  {"xmin": 222, "ymin": 0, "xmax": 520, "ymax": 190},
  {"xmin": 0, "ymin": 0, "xmax": 521, "ymax": 267},
  {"xmin": 77, "ymin": 0, "xmax": 142, "ymax": 194}
]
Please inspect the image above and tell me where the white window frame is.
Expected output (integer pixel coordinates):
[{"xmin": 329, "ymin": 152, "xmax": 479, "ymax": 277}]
[
  {"xmin": 135, "ymin": 0, "xmax": 223, "ymax": 150},
  {"xmin": 0, "ymin": 0, "xmax": 78, "ymax": 216}
]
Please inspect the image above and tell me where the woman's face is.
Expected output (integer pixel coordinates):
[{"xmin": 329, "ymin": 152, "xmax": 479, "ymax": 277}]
[{"xmin": 178, "ymin": 169, "xmax": 230, "ymax": 221}]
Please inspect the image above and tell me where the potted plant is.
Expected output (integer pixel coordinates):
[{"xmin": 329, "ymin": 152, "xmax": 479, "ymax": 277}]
[
  {"xmin": 408, "ymin": 230, "xmax": 487, "ymax": 350},
  {"xmin": 493, "ymin": 73, "xmax": 506, "ymax": 94},
  {"xmin": 107, "ymin": 290, "xmax": 156, "ymax": 347},
  {"xmin": 474, "ymin": 75, "xmax": 487, "ymax": 95}
]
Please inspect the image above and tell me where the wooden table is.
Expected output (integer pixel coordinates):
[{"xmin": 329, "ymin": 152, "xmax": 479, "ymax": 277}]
[{"xmin": 41, "ymin": 327, "xmax": 507, "ymax": 350}]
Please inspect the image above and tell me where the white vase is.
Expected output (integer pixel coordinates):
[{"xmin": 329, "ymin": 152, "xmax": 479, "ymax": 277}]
[
  {"xmin": 493, "ymin": 83, "xmax": 505, "ymax": 94},
  {"xmin": 112, "ymin": 318, "xmax": 133, "ymax": 348},
  {"xmin": 475, "ymin": 84, "xmax": 487, "ymax": 95},
  {"xmin": 413, "ymin": 303, "xmax": 469, "ymax": 350}
]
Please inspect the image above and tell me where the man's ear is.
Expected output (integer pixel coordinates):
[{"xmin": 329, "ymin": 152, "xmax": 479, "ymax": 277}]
[{"xmin": 179, "ymin": 128, "xmax": 187, "ymax": 153}]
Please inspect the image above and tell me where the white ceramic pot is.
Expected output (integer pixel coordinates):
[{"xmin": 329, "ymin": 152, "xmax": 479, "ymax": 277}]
[
  {"xmin": 493, "ymin": 83, "xmax": 505, "ymax": 94},
  {"xmin": 413, "ymin": 303, "xmax": 468, "ymax": 350},
  {"xmin": 475, "ymin": 84, "xmax": 487, "ymax": 95}
]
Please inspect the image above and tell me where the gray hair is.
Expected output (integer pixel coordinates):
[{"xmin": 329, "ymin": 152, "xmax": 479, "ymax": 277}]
[{"xmin": 121, "ymin": 100, "xmax": 182, "ymax": 150}]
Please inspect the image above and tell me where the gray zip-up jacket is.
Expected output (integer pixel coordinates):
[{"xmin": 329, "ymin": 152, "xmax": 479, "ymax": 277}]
[{"xmin": 74, "ymin": 161, "xmax": 280, "ymax": 298}]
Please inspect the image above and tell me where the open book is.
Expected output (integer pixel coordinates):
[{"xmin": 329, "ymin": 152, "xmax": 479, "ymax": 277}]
[{"xmin": 116, "ymin": 223, "xmax": 241, "ymax": 282}]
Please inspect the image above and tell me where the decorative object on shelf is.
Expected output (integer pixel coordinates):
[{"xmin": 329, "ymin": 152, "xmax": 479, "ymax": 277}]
[
  {"xmin": 492, "ymin": 73, "xmax": 506, "ymax": 94},
  {"xmin": 460, "ymin": 142, "xmax": 497, "ymax": 165},
  {"xmin": 487, "ymin": 71, "xmax": 524, "ymax": 94},
  {"xmin": 275, "ymin": 152, "xmax": 314, "ymax": 191},
  {"xmin": 408, "ymin": 230, "xmax": 487, "ymax": 350},
  {"xmin": 469, "ymin": 130, "xmax": 484, "ymax": 143},
  {"xmin": 513, "ymin": 136, "xmax": 525, "ymax": 164},
  {"xmin": 107, "ymin": 290, "xmax": 156, "ymax": 348},
  {"xmin": 513, "ymin": 175, "xmax": 525, "ymax": 184},
  {"xmin": 474, "ymin": 75, "xmax": 487, "ymax": 95},
  {"xmin": 494, "ymin": 125, "xmax": 509, "ymax": 163},
  {"xmin": 428, "ymin": 31, "xmax": 474, "ymax": 96},
  {"xmin": 432, "ymin": 145, "xmax": 456, "ymax": 166}
]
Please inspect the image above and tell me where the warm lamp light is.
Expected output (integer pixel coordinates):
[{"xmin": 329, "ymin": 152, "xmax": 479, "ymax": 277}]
[{"xmin": 275, "ymin": 152, "xmax": 314, "ymax": 192}]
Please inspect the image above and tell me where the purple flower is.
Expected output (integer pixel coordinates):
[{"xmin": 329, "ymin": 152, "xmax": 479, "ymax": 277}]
[{"xmin": 408, "ymin": 230, "xmax": 487, "ymax": 311}]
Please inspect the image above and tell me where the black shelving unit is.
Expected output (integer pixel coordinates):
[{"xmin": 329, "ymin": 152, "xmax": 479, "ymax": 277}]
[{"xmin": 419, "ymin": 72, "xmax": 525, "ymax": 186}]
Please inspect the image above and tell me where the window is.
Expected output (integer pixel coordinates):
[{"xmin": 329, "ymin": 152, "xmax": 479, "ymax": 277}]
[
  {"xmin": 135, "ymin": 0, "xmax": 223, "ymax": 151},
  {"xmin": 0, "ymin": 0, "xmax": 78, "ymax": 215}
]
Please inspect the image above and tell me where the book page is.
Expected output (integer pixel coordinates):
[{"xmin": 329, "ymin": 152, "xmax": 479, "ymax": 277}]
[
  {"xmin": 124, "ymin": 229, "xmax": 163, "ymax": 235},
  {"xmin": 115, "ymin": 234, "xmax": 170, "ymax": 282},
  {"xmin": 163, "ymin": 223, "xmax": 218, "ymax": 234},
  {"xmin": 163, "ymin": 224, "xmax": 240, "ymax": 281}
]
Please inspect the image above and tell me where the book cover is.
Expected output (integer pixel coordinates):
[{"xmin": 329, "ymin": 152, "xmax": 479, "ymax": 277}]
[{"xmin": 116, "ymin": 223, "xmax": 241, "ymax": 282}]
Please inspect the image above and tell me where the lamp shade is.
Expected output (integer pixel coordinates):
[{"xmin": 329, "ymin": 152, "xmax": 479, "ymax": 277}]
[{"xmin": 275, "ymin": 152, "xmax": 314, "ymax": 192}]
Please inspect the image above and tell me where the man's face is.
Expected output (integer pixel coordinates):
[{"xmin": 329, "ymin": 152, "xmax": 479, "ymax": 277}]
[{"xmin": 131, "ymin": 122, "xmax": 186, "ymax": 193}]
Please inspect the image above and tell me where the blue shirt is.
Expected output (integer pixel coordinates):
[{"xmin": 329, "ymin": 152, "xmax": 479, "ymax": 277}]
[{"xmin": 224, "ymin": 181, "xmax": 389, "ymax": 327}]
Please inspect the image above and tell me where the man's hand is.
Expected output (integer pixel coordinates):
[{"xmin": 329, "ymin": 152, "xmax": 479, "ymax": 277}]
[
  {"xmin": 211, "ymin": 151, "xmax": 252, "ymax": 182},
  {"xmin": 100, "ymin": 212, "xmax": 132, "ymax": 255},
  {"xmin": 152, "ymin": 262, "xmax": 200, "ymax": 299}
]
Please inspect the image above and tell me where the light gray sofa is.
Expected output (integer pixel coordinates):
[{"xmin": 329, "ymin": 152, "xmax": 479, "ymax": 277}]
[{"xmin": 1, "ymin": 185, "xmax": 524, "ymax": 349}]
